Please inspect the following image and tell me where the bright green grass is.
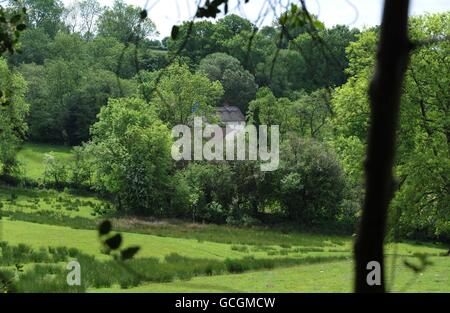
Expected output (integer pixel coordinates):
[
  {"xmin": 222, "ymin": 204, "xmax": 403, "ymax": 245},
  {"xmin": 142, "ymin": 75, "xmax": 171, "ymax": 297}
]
[
  {"xmin": 17, "ymin": 143, "xmax": 74, "ymax": 180},
  {"xmin": 2, "ymin": 220, "xmax": 313, "ymax": 261},
  {"xmin": 94, "ymin": 257, "xmax": 450, "ymax": 293},
  {"xmin": 3, "ymin": 219, "xmax": 447, "ymax": 292},
  {"xmin": 3, "ymin": 219, "xmax": 443, "ymax": 260}
]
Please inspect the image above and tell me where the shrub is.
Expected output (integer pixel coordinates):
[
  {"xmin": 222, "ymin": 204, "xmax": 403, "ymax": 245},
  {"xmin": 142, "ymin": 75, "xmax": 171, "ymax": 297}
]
[
  {"xmin": 43, "ymin": 154, "xmax": 68, "ymax": 188},
  {"xmin": 276, "ymin": 137, "xmax": 346, "ymax": 225},
  {"xmin": 86, "ymin": 98, "xmax": 174, "ymax": 216},
  {"xmin": 173, "ymin": 162, "xmax": 234, "ymax": 223}
]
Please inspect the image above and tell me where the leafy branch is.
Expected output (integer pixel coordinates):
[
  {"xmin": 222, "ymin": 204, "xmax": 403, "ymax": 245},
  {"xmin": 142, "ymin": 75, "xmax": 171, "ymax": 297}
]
[
  {"xmin": 0, "ymin": 1, "xmax": 27, "ymax": 105},
  {"xmin": 399, "ymin": 253, "xmax": 433, "ymax": 292},
  {"xmin": 98, "ymin": 220, "xmax": 159, "ymax": 283},
  {"xmin": 98, "ymin": 220, "xmax": 140, "ymax": 261}
]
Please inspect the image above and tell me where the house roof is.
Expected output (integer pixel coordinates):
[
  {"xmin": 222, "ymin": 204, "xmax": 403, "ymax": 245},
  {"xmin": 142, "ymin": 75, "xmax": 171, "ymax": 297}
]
[{"xmin": 215, "ymin": 106, "xmax": 246, "ymax": 123}]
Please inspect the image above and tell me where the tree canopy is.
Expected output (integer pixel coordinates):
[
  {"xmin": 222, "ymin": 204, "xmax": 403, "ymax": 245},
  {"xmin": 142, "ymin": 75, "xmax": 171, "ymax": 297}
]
[{"xmin": 198, "ymin": 52, "xmax": 257, "ymax": 112}]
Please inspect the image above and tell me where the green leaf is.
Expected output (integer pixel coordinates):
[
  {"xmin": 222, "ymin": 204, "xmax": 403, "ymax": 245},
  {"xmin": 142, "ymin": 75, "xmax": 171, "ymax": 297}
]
[
  {"xmin": 404, "ymin": 260, "xmax": 421, "ymax": 273},
  {"xmin": 313, "ymin": 20, "xmax": 325, "ymax": 31},
  {"xmin": 98, "ymin": 220, "xmax": 112, "ymax": 235},
  {"xmin": 171, "ymin": 25, "xmax": 179, "ymax": 40},
  {"xmin": 16, "ymin": 24, "xmax": 26, "ymax": 31},
  {"xmin": 279, "ymin": 14, "xmax": 287, "ymax": 26},
  {"xmin": 15, "ymin": 264, "xmax": 24, "ymax": 272},
  {"xmin": 105, "ymin": 234, "xmax": 122, "ymax": 250},
  {"xmin": 120, "ymin": 246, "xmax": 140, "ymax": 260},
  {"xmin": 10, "ymin": 14, "xmax": 21, "ymax": 24}
]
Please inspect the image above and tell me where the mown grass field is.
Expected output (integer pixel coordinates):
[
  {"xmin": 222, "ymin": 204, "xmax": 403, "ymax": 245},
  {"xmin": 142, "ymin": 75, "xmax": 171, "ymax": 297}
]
[{"xmin": 1, "ymin": 143, "xmax": 449, "ymax": 292}]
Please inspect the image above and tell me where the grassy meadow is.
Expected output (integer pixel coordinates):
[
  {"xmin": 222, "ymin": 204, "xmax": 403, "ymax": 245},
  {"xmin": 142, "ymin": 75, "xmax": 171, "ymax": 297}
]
[
  {"xmin": 16, "ymin": 143, "xmax": 74, "ymax": 180},
  {"xmin": 0, "ymin": 143, "xmax": 448, "ymax": 293}
]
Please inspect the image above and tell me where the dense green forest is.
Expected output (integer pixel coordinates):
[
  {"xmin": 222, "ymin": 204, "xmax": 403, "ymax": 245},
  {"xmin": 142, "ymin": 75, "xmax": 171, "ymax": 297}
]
[{"xmin": 1, "ymin": 0, "xmax": 449, "ymax": 244}]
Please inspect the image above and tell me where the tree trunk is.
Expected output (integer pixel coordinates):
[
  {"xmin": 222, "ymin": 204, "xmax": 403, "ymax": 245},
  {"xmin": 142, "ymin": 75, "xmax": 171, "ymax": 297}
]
[{"xmin": 354, "ymin": 0, "xmax": 412, "ymax": 293}]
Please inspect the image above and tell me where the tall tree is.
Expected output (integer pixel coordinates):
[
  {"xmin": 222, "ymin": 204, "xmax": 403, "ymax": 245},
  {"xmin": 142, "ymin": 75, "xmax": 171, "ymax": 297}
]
[
  {"xmin": 97, "ymin": 0, "xmax": 157, "ymax": 44},
  {"xmin": 63, "ymin": 1, "xmax": 80, "ymax": 33},
  {"xmin": 213, "ymin": 14, "xmax": 253, "ymax": 44},
  {"xmin": 198, "ymin": 52, "xmax": 257, "ymax": 112},
  {"xmin": 63, "ymin": 0, "xmax": 103, "ymax": 38},
  {"xmin": 0, "ymin": 58, "xmax": 29, "ymax": 178},
  {"xmin": 8, "ymin": 27, "xmax": 51, "ymax": 64},
  {"xmin": 10, "ymin": 0, "xmax": 64, "ymax": 37},
  {"xmin": 144, "ymin": 63, "xmax": 223, "ymax": 126},
  {"xmin": 168, "ymin": 20, "xmax": 218, "ymax": 64},
  {"xmin": 79, "ymin": 0, "xmax": 103, "ymax": 39},
  {"xmin": 290, "ymin": 25, "xmax": 359, "ymax": 90},
  {"xmin": 333, "ymin": 12, "xmax": 449, "ymax": 242},
  {"xmin": 87, "ymin": 97, "xmax": 173, "ymax": 215}
]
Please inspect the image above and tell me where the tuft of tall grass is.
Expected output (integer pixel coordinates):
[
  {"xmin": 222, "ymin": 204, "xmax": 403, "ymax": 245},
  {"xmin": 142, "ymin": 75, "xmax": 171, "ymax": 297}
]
[
  {"xmin": 230, "ymin": 245, "xmax": 249, "ymax": 253},
  {"xmin": 15, "ymin": 264, "xmax": 85, "ymax": 293},
  {"xmin": 0, "ymin": 242, "xmax": 76, "ymax": 265}
]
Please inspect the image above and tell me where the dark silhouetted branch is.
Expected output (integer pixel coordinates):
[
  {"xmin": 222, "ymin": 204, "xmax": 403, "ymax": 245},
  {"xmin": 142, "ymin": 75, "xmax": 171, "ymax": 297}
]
[{"xmin": 354, "ymin": 0, "xmax": 412, "ymax": 293}]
